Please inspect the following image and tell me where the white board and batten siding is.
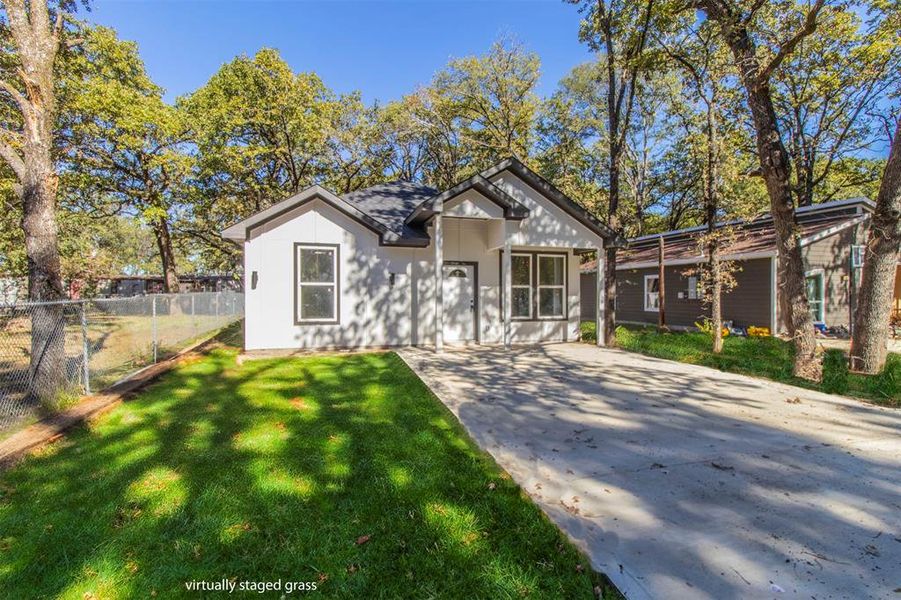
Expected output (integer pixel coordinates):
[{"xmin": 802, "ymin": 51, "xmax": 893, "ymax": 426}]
[
  {"xmin": 242, "ymin": 169, "xmax": 606, "ymax": 351},
  {"xmin": 243, "ymin": 199, "xmax": 435, "ymax": 350}
]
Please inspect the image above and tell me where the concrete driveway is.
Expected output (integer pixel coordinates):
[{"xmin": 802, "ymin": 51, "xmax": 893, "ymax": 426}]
[{"xmin": 398, "ymin": 344, "xmax": 901, "ymax": 600}]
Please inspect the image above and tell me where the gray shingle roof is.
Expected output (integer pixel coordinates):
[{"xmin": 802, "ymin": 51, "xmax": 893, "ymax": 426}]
[{"xmin": 343, "ymin": 181, "xmax": 437, "ymax": 243}]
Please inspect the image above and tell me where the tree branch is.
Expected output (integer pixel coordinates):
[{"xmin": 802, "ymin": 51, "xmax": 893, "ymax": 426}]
[
  {"xmin": 0, "ymin": 79, "xmax": 31, "ymax": 115},
  {"xmin": 760, "ymin": 0, "xmax": 827, "ymax": 80},
  {"xmin": 0, "ymin": 138, "xmax": 26, "ymax": 182}
]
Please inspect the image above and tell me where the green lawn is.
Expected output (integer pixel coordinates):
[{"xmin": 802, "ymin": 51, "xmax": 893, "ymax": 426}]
[
  {"xmin": 581, "ymin": 321, "xmax": 899, "ymax": 407},
  {"xmin": 0, "ymin": 330, "xmax": 609, "ymax": 599}
]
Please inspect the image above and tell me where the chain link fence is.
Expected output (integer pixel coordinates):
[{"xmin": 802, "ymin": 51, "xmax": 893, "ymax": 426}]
[{"xmin": 0, "ymin": 291, "xmax": 243, "ymax": 433}]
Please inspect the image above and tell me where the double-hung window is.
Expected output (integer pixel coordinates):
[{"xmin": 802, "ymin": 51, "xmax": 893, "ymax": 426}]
[
  {"xmin": 296, "ymin": 244, "xmax": 339, "ymax": 323},
  {"xmin": 805, "ymin": 271, "xmax": 825, "ymax": 323},
  {"xmin": 511, "ymin": 254, "xmax": 532, "ymax": 319},
  {"xmin": 644, "ymin": 274, "xmax": 660, "ymax": 312},
  {"xmin": 687, "ymin": 276, "xmax": 699, "ymax": 300},
  {"xmin": 537, "ymin": 254, "xmax": 565, "ymax": 319}
]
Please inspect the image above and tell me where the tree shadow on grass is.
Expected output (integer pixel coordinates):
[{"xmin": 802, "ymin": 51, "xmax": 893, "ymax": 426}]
[{"xmin": 0, "ymin": 339, "xmax": 603, "ymax": 598}]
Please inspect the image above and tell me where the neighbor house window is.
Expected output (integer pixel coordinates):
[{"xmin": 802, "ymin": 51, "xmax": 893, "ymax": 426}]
[
  {"xmin": 296, "ymin": 244, "xmax": 338, "ymax": 323},
  {"xmin": 644, "ymin": 274, "xmax": 660, "ymax": 312},
  {"xmin": 687, "ymin": 276, "xmax": 699, "ymax": 300},
  {"xmin": 511, "ymin": 254, "xmax": 532, "ymax": 319},
  {"xmin": 537, "ymin": 254, "xmax": 565, "ymax": 318},
  {"xmin": 805, "ymin": 271, "xmax": 825, "ymax": 323}
]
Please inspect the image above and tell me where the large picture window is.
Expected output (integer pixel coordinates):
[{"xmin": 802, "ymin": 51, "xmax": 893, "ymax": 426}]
[
  {"xmin": 511, "ymin": 254, "xmax": 532, "ymax": 319},
  {"xmin": 644, "ymin": 274, "xmax": 660, "ymax": 312},
  {"xmin": 296, "ymin": 244, "xmax": 339, "ymax": 323},
  {"xmin": 537, "ymin": 255, "xmax": 565, "ymax": 318}
]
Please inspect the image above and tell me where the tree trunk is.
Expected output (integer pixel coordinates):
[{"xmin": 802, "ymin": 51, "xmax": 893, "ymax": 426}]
[
  {"xmin": 153, "ymin": 216, "xmax": 180, "ymax": 293},
  {"xmin": 23, "ymin": 169, "xmax": 66, "ymax": 401},
  {"xmin": 705, "ymin": 91, "xmax": 723, "ymax": 354},
  {"xmin": 744, "ymin": 84, "xmax": 819, "ymax": 379},
  {"xmin": 706, "ymin": 7, "xmax": 821, "ymax": 380},
  {"xmin": 603, "ymin": 148, "xmax": 622, "ymax": 344},
  {"xmin": 1, "ymin": 0, "xmax": 69, "ymax": 401},
  {"xmin": 850, "ymin": 118, "xmax": 901, "ymax": 373}
]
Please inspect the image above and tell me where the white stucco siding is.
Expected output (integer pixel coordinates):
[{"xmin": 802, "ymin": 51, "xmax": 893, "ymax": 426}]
[
  {"xmin": 243, "ymin": 199, "xmax": 424, "ymax": 350},
  {"xmin": 489, "ymin": 172, "xmax": 606, "ymax": 250}
]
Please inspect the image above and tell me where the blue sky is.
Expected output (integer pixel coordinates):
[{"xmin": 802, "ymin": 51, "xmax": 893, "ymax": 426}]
[{"xmin": 88, "ymin": 0, "xmax": 596, "ymax": 104}]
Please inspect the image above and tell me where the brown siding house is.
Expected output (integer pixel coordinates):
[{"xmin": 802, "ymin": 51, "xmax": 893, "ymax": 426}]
[{"xmin": 581, "ymin": 198, "xmax": 882, "ymax": 333}]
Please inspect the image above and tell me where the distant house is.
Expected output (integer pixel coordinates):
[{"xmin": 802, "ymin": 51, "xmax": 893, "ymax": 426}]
[
  {"xmin": 92, "ymin": 274, "xmax": 240, "ymax": 297},
  {"xmin": 580, "ymin": 198, "xmax": 893, "ymax": 333}
]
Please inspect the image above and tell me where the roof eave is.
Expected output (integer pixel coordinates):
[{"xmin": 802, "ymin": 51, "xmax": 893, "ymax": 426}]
[
  {"xmin": 405, "ymin": 173, "xmax": 530, "ymax": 224},
  {"xmin": 220, "ymin": 185, "xmax": 392, "ymax": 243},
  {"xmin": 480, "ymin": 157, "xmax": 623, "ymax": 245}
]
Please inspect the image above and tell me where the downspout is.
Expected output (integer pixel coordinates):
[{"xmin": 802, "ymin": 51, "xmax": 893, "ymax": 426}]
[{"xmin": 770, "ymin": 255, "xmax": 778, "ymax": 335}]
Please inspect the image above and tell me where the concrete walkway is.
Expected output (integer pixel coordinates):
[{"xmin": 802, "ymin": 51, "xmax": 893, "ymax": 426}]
[{"xmin": 399, "ymin": 344, "xmax": 901, "ymax": 600}]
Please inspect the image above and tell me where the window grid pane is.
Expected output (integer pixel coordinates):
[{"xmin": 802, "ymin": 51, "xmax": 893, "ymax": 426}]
[
  {"xmin": 300, "ymin": 285, "xmax": 335, "ymax": 320},
  {"xmin": 538, "ymin": 288, "xmax": 564, "ymax": 317},
  {"xmin": 512, "ymin": 288, "xmax": 531, "ymax": 318},
  {"xmin": 297, "ymin": 246, "xmax": 338, "ymax": 322},
  {"xmin": 300, "ymin": 248, "xmax": 335, "ymax": 283},
  {"xmin": 512, "ymin": 255, "xmax": 531, "ymax": 286},
  {"xmin": 538, "ymin": 256, "xmax": 564, "ymax": 286}
]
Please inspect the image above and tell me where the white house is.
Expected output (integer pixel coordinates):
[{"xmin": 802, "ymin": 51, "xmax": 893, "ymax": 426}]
[{"xmin": 222, "ymin": 157, "xmax": 622, "ymax": 351}]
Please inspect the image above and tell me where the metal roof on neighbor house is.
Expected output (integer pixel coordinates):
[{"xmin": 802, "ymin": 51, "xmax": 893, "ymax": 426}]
[{"xmin": 580, "ymin": 199, "xmax": 873, "ymax": 272}]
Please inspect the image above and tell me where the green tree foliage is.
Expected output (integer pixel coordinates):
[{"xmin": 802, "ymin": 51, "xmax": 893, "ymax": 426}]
[
  {"xmin": 61, "ymin": 26, "xmax": 191, "ymax": 292},
  {"xmin": 181, "ymin": 48, "xmax": 383, "ymax": 270},
  {"xmin": 768, "ymin": 2, "xmax": 900, "ymax": 206},
  {"xmin": 535, "ymin": 61, "xmax": 609, "ymax": 218},
  {"xmin": 413, "ymin": 38, "xmax": 541, "ymax": 187}
]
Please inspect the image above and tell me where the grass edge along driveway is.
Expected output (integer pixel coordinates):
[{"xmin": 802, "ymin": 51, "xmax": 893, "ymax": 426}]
[
  {"xmin": 0, "ymin": 338, "xmax": 615, "ymax": 599},
  {"xmin": 581, "ymin": 322, "xmax": 899, "ymax": 407}
]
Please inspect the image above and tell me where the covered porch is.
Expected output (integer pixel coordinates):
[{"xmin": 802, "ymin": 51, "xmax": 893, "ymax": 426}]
[{"xmin": 412, "ymin": 171, "xmax": 610, "ymax": 351}]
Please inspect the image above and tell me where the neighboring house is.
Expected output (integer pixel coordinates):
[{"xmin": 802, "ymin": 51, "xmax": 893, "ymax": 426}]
[
  {"xmin": 581, "ymin": 198, "xmax": 891, "ymax": 332},
  {"xmin": 92, "ymin": 275, "xmax": 240, "ymax": 297},
  {"xmin": 222, "ymin": 157, "xmax": 622, "ymax": 351}
]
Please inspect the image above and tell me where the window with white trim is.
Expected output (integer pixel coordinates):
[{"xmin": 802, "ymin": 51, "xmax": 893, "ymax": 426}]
[
  {"xmin": 537, "ymin": 254, "xmax": 565, "ymax": 318},
  {"xmin": 687, "ymin": 276, "xmax": 699, "ymax": 300},
  {"xmin": 296, "ymin": 245, "xmax": 338, "ymax": 322},
  {"xmin": 511, "ymin": 254, "xmax": 532, "ymax": 319},
  {"xmin": 644, "ymin": 274, "xmax": 660, "ymax": 312},
  {"xmin": 805, "ymin": 271, "xmax": 825, "ymax": 323}
]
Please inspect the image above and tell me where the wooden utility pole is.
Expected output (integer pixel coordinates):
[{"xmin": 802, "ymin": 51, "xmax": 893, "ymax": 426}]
[{"xmin": 658, "ymin": 235, "xmax": 666, "ymax": 329}]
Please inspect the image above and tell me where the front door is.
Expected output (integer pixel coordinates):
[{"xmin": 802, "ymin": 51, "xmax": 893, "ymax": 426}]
[{"xmin": 442, "ymin": 264, "xmax": 476, "ymax": 343}]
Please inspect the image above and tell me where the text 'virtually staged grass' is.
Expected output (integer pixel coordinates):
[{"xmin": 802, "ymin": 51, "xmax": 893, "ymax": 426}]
[{"xmin": 0, "ymin": 329, "xmax": 607, "ymax": 599}]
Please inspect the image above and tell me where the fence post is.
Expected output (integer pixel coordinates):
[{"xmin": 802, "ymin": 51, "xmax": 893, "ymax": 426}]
[
  {"xmin": 151, "ymin": 295, "xmax": 158, "ymax": 363},
  {"xmin": 81, "ymin": 301, "xmax": 90, "ymax": 394}
]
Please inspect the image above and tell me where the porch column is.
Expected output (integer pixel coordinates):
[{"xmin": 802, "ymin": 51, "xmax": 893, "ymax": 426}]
[
  {"xmin": 434, "ymin": 215, "xmax": 444, "ymax": 352},
  {"xmin": 502, "ymin": 239, "xmax": 512, "ymax": 349},
  {"xmin": 595, "ymin": 247, "xmax": 606, "ymax": 347}
]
